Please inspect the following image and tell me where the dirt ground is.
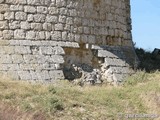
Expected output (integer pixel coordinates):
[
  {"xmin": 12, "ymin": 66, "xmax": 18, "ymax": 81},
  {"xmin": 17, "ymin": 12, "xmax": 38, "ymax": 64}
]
[{"xmin": 0, "ymin": 104, "xmax": 46, "ymax": 120}]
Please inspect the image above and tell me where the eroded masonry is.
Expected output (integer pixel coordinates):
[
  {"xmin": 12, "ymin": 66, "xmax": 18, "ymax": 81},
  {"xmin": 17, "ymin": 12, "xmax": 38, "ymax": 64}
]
[{"xmin": 0, "ymin": 0, "xmax": 138, "ymax": 85}]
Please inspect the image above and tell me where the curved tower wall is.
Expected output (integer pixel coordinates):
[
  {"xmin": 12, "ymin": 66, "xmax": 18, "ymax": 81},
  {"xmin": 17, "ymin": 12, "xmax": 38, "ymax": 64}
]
[{"xmin": 0, "ymin": 0, "xmax": 137, "ymax": 85}]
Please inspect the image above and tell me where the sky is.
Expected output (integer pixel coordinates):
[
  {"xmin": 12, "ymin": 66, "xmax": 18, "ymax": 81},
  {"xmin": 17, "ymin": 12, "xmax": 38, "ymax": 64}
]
[{"xmin": 131, "ymin": 0, "xmax": 160, "ymax": 51}]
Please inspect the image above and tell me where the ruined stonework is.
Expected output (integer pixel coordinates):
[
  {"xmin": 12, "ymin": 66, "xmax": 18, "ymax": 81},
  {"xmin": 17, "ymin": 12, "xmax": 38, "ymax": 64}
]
[{"xmin": 0, "ymin": 0, "xmax": 138, "ymax": 85}]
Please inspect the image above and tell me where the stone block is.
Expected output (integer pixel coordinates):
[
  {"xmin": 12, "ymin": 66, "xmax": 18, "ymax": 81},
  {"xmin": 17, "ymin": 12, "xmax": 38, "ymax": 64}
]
[
  {"xmin": 56, "ymin": 0, "xmax": 66, "ymax": 7},
  {"xmin": 59, "ymin": 15, "xmax": 66, "ymax": 23},
  {"xmin": 4, "ymin": 12, "xmax": 14, "ymax": 20},
  {"xmin": 98, "ymin": 50, "xmax": 119, "ymax": 58},
  {"xmin": 105, "ymin": 58, "xmax": 127, "ymax": 67},
  {"xmin": 59, "ymin": 8, "xmax": 68, "ymax": 15},
  {"xmin": 18, "ymin": 71, "xmax": 31, "ymax": 80},
  {"xmin": 9, "ymin": 40, "xmax": 20, "ymax": 45},
  {"xmin": 31, "ymin": 23, "xmax": 42, "ymax": 30},
  {"xmin": 43, "ymin": 23, "xmax": 52, "ymax": 31},
  {"xmin": 50, "ymin": 55, "xmax": 64, "ymax": 63},
  {"xmin": 52, "ymin": 46, "xmax": 65, "ymax": 55},
  {"xmin": 26, "ymin": 31, "xmax": 36, "ymax": 39},
  {"xmin": 51, "ymin": 31, "xmax": 62, "ymax": 41},
  {"xmin": 0, "ymin": 4, "xmax": 9, "ymax": 13},
  {"xmin": 107, "ymin": 66, "xmax": 133, "ymax": 74},
  {"xmin": 34, "ymin": 14, "xmax": 45, "ymax": 22},
  {"xmin": 0, "ymin": 55, "xmax": 12, "ymax": 63},
  {"xmin": 0, "ymin": 13, "xmax": 3, "ymax": 20},
  {"xmin": 46, "ymin": 15, "xmax": 58, "ymax": 23},
  {"xmin": 45, "ymin": 31, "xmax": 51, "ymax": 39},
  {"xmin": 2, "ymin": 30, "xmax": 14, "ymax": 39},
  {"xmin": 24, "ymin": 6, "xmax": 36, "ymax": 13},
  {"xmin": 39, "ymin": 47, "xmax": 53, "ymax": 55},
  {"xmin": 0, "ymin": 0, "xmax": 4, "ymax": 3},
  {"xmin": 0, "ymin": 21, "xmax": 8, "ymax": 30},
  {"xmin": 20, "ymin": 64, "xmax": 34, "ymax": 70},
  {"xmin": 27, "ymin": 14, "xmax": 34, "ymax": 22},
  {"xmin": 0, "ymin": 64, "xmax": 19, "ymax": 71},
  {"xmin": 3, "ymin": 46, "xmax": 15, "ymax": 54},
  {"xmin": 7, "ymin": 71, "xmax": 19, "ymax": 80},
  {"xmin": 68, "ymin": 33, "xmax": 75, "ymax": 41},
  {"xmin": 36, "ymin": 31, "xmax": 45, "ymax": 40},
  {"xmin": 55, "ymin": 23, "xmax": 64, "ymax": 31},
  {"xmin": 0, "ymin": 40, "xmax": 9, "ymax": 46},
  {"xmin": 9, "ymin": 21, "xmax": 20, "ymax": 29},
  {"xmin": 23, "ymin": 55, "xmax": 48, "ymax": 64},
  {"xmin": 21, "ymin": 21, "xmax": 31, "ymax": 30},
  {"xmin": 62, "ymin": 31, "xmax": 68, "ymax": 41},
  {"xmin": 41, "ymin": 70, "xmax": 50, "ymax": 80},
  {"xmin": 14, "ymin": 46, "xmax": 31, "ymax": 54},
  {"xmin": 15, "ymin": 12, "xmax": 27, "ymax": 20},
  {"xmin": 43, "ymin": 63, "xmax": 56, "ymax": 70},
  {"xmin": 12, "ymin": 55, "xmax": 24, "ymax": 63},
  {"xmin": 14, "ymin": 29, "xmax": 25, "ymax": 39},
  {"xmin": 27, "ymin": 0, "xmax": 51, "ymax": 6},
  {"xmin": 48, "ymin": 7, "xmax": 59, "ymax": 15},
  {"xmin": 66, "ymin": 17, "xmax": 73, "ymax": 25},
  {"xmin": 19, "ymin": 40, "xmax": 32, "ymax": 46},
  {"xmin": 37, "ymin": 6, "xmax": 48, "ymax": 14},
  {"xmin": 6, "ymin": 0, "xmax": 26, "ymax": 4},
  {"xmin": 10, "ymin": 5, "xmax": 23, "ymax": 11},
  {"xmin": 49, "ymin": 70, "xmax": 64, "ymax": 80}
]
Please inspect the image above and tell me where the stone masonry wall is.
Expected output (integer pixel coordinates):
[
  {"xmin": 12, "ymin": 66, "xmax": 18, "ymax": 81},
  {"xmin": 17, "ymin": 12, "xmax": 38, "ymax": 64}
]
[{"xmin": 0, "ymin": 0, "xmax": 137, "ymax": 85}]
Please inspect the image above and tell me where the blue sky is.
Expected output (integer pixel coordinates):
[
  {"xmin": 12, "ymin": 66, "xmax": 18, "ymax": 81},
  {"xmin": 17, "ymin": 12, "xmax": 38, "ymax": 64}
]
[{"xmin": 131, "ymin": 0, "xmax": 160, "ymax": 51}]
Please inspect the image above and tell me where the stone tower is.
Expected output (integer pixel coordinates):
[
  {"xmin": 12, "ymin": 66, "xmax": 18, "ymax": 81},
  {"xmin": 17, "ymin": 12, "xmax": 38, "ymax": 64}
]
[{"xmin": 0, "ymin": 0, "xmax": 138, "ymax": 85}]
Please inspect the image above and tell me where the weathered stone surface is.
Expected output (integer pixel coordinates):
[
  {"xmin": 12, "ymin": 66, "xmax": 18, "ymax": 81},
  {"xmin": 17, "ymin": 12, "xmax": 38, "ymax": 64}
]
[
  {"xmin": 6, "ymin": 0, "xmax": 26, "ymax": 4},
  {"xmin": 10, "ymin": 5, "xmax": 23, "ymax": 11},
  {"xmin": 34, "ymin": 14, "xmax": 45, "ymax": 22},
  {"xmin": 0, "ymin": 55, "xmax": 12, "ymax": 63},
  {"xmin": 18, "ymin": 71, "xmax": 31, "ymax": 80},
  {"xmin": 50, "ymin": 55, "xmax": 64, "ymax": 64},
  {"xmin": 46, "ymin": 15, "xmax": 58, "ymax": 23},
  {"xmin": 52, "ymin": 46, "xmax": 65, "ymax": 55},
  {"xmin": 0, "ymin": 40, "xmax": 9, "ymax": 46},
  {"xmin": 0, "ymin": 21, "xmax": 8, "ymax": 29},
  {"xmin": 12, "ymin": 55, "xmax": 24, "ymax": 63},
  {"xmin": 24, "ymin": 6, "xmax": 36, "ymax": 13},
  {"xmin": 0, "ymin": 46, "xmax": 9, "ymax": 54},
  {"xmin": 0, "ymin": 13, "xmax": 3, "ymax": 20},
  {"xmin": 0, "ymin": 0, "xmax": 4, "ymax": 3},
  {"xmin": 49, "ymin": 70, "xmax": 64, "ymax": 80},
  {"xmin": 15, "ymin": 12, "xmax": 27, "ymax": 20},
  {"xmin": 104, "ymin": 57, "xmax": 127, "ymax": 67},
  {"xmin": 0, "ymin": 64, "xmax": 19, "ymax": 70},
  {"xmin": 14, "ymin": 29, "xmax": 25, "ymax": 39},
  {"xmin": 0, "ymin": 0, "xmax": 137, "ymax": 85},
  {"xmin": 9, "ymin": 21, "xmax": 20, "ymax": 29},
  {"xmin": 51, "ymin": 31, "xmax": 62, "ymax": 40},
  {"xmin": 14, "ymin": 46, "xmax": 31, "ymax": 54},
  {"xmin": 37, "ymin": 6, "xmax": 48, "ymax": 14},
  {"xmin": 0, "ymin": 4, "xmax": 9, "ymax": 13},
  {"xmin": 26, "ymin": 31, "xmax": 36, "ymax": 39},
  {"xmin": 7, "ymin": 71, "xmax": 19, "ymax": 80},
  {"xmin": 98, "ymin": 50, "xmax": 119, "ymax": 58},
  {"xmin": 4, "ymin": 12, "xmax": 14, "ymax": 20},
  {"xmin": 2, "ymin": 30, "xmax": 13, "ymax": 39},
  {"xmin": 27, "ymin": 0, "xmax": 51, "ymax": 6},
  {"xmin": 21, "ymin": 21, "xmax": 31, "ymax": 30}
]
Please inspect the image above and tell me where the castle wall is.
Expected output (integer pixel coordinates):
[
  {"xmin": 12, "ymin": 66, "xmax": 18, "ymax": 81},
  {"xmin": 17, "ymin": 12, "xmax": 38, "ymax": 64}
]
[{"xmin": 0, "ymin": 0, "xmax": 137, "ymax": 85}]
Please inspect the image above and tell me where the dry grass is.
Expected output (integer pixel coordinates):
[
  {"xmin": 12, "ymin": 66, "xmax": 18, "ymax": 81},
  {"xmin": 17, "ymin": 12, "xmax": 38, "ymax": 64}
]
[{"xmin": 0, "ymin": 71, "xmax": 160, "ymax": 120}]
